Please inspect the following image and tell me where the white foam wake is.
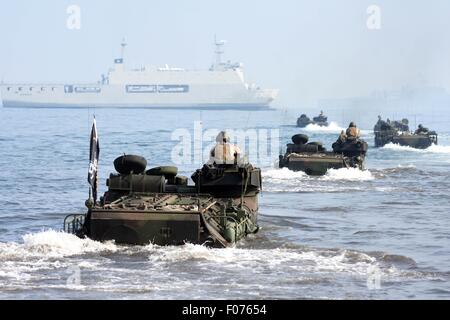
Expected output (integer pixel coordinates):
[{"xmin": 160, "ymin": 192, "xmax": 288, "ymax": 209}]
[
  {"xmin": 323, "ymin": 168, "xmax": 374, "ymax": 181},
  {"xmin": 145, "ymin": 243, "xmax": 380, "ymax": 276},
  {"xmin": 262, "ymin": 167, "xmax": 309, "ymax": 182},
  {"xmin": 382, "ymin": 143, "xmax": 450, "ymax": 154},
  {"xmin": 0, "ymin": 229, "xmax": 118, "ymax": 260},
  {"xmin": 0, "ymin": 231, "xmax": 426, "ymax": 295},
  {"xmin": 1, "ymin": 230, "xmax": 377, "ymax": 275},
  {"xmin": 263, "ymin": 167, "xmax": 374, "ymax": 183},
  {"xmin": 302, "ymin": 122, "xmax": 371, "ymax": 136},
  {"xmin": 396, "ymin": 164, "xmax": 416, "ymax": 168},
  {"xmin": 303, "ymin": 121, "xmax": 345, "ymax": 133}
]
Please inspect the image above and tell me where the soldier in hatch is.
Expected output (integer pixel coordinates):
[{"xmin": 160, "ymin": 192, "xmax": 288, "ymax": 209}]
[
  {"xmin": 346, "ymin": 122, "xmax": 361, "ymax": 139},
  {"xmin": 208, "ymin": 131, "xmax": 241, "ymax": 165},
  {"xmin": 415, "ymin": 124, "xmax": 429, "ymax": 135},
  {"xmin": 317, "ymin": 110, "xmax": 326, "ymax": 121}
]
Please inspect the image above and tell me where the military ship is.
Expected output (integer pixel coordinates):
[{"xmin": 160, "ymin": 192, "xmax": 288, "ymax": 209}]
[
  {"xmin": 279, "ymin": 133, "xmax": 367, "ymax": 175},
  {"xmin": 64, "ymin": 122, "xmax": 261, "ymax": 247},
  {"xmin": 1, "ymin": 39, "xmax": 278, "ymax": 109},
  {"xmin": 373, "ymin": 117, "xmax": 438, "ymax": 149},
  {"xmin": 297, "ymin": 111, "xmax": 329, "ymax": 127}
]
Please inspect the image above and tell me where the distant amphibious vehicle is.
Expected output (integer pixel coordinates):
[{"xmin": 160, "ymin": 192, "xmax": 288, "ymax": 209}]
[
  {"xmin": 373, "ymin": 117, "xmax": 437, "ymax": 149},
  {"xmin": 279, "ymin": 130, "xmax": 368, "ymax": 176},
  {"xmin": 65, "ymin": 154, "xmax": 262, "ymax": 247},
  {"xmin": 297, "ymin": 111, "xmax": 329, "ymax": 128}
]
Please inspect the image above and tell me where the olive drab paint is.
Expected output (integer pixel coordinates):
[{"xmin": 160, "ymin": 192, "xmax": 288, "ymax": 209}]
[
  {"xmin": 65, "ymin": 120, "xmax": 262, "ymax": 247},
  {"xmin": 279, "ymin": 130, "xmax": 368, "ymax": 176},
  {"xmin": 373, "ymin": 117, "xmax": 438, "ymax": 149}
]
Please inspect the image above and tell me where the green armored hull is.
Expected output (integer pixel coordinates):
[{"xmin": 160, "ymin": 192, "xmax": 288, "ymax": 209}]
[
  {"xmin": 65, "ymin": 156, "xmax": 261, "ymax": 248},
  {"xmin": 279, "ymin": 152, "xmax": 357, "ymax": 176},
  {"xmin": 279, "ymin": 134, "xmax": 367, "ymax": 175},
  {"xmin": 392, "ymin": 133, "xmax": 437, "ymax": 149},
  {"xmin": 373, "ymin": 118, "xmax": 438, "ymax": 149},
  {"xmin": 296, "ymin": 113, "xmax": 328, "ymax": 128},
  {"xmin": 375, "ymin": 131, "xmax": 437, "ymax": 149}
]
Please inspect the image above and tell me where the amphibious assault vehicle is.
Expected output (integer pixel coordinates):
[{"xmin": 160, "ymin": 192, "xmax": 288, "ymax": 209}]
[
  {"xmin": 296, "ymin": 112, "xmax": 329, "ymax": 128},
  {"xmin": 64, "ymin": 155, "xmax": 262, "ymax": 247},
  {"xmin": 373, "ymin": 118, "xmax": 437, "ymax": 149},
  {"xmin": 279, "ymin": 133, "xmax": 368, "ymax": 175}
]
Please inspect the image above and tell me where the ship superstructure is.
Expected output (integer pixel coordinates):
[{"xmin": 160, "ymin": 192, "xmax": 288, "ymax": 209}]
[{"xmin": 0, "ymin": 39, "xmax": 278, "ymax": 109}]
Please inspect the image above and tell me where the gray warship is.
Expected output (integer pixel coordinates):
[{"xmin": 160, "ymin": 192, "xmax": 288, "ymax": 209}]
[{"xmin": 373, "ymin": 116, "xmax": 438, "ymax": 149}]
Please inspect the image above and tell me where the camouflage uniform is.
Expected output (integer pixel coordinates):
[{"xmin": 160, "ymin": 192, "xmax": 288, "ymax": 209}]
[
  {"xmin": 415, "ymin": 124, "xmax": 429, "ymax": 135},
  {"xmin": 338, "ymin": 130, "xmax": 347, "ymax": 143},
  {"xmin": 346, "ymin": 122, "xmax": 360, "ymax": 138},
  {"xmin": 209, "ymin": 131, "xmax": 241, "ymax": 165}
]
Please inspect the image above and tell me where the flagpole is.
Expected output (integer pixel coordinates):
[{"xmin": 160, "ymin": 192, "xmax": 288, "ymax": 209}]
[
  {"xmin": 86, "ymin": 116, "xmax": 99, "ymax": 209},
  {"xmin": 92, "ymin": 116, "xmax": 96, "ymax": 206}
]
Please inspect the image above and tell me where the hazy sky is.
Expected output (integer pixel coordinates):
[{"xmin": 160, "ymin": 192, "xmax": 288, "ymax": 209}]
[{"xmin": 1, "ymin": 0, "xmax": 449, "ymax": 107}]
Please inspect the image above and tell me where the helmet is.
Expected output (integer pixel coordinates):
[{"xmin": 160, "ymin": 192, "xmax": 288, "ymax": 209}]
[
  {"xmin": 216, "ymin": 131, "xmax": 230, "ymax": 143},
  {"xmin": 418, "ymin": 124, "xmax": 423, "ymax": 128},
  {"xmin": 349, "ymin": 122, "xmax": 356, "ymax": 128},
  {"xmin": 401, "ymin": 118, "xmax": 409, "ymax": 124}
]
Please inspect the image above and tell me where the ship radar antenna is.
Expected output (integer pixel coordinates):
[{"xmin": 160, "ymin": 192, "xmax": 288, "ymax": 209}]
[
  {"xmin": 213, "ymin": 35, "xmax": 227, "ymax": 70},
  {"xmin": 120, "ymin": 38, "xmax": 127, "ymax": 60}
]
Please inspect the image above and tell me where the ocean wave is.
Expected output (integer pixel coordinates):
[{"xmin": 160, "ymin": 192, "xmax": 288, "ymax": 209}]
[
  {"xmin": 144, "ymin": 243, "xmax": 380, "ymax": 275},
  {"xmin": 262, "ymin": 167, "xmax": 308, "ymax": 181},
  {"xmin": 0, "ymin": 231, "xmax": 397, "ymax": 277},
  {"xmin": 396, "ymin": 164, "xmax": 416, "ymax": 168},
  {"xmin": 263, "ymin": 167, "xmax": 374, "ymax": 183},
  {"xmin": 0, "ymin": 230, "xmax": 439, "ymax": 298},
  {"xmin": 0, "ymin": 230, "xmax": 118, "ymax": 260},
  {"xmin": 260, "ymin": 167, "xmax": 375, "ymax": 193},
  {"xmin": 302, "ymin": 122, "xmax": 371, "ymax": 136},
  {"xmin": 142, "ymin": 244, "xmax": 433, "ymax": 283},
  {"xmin": 371, "ymin": 164, "xmax": 418, "ymax": 177},
  {"xmin": 0, "ymin": 230, "xmax": 121, "ymax": 285},
  {"xmin": 322, "ymin": 168, "xmax": 374, "ymax": 181},
  {"xmin": 382, "ymin": 143, "xmax": 450, "ymax": 154},
  {"xmin": 0, "ymin": 234, "xmax": 378, "ymax": 278},
  {"xmin": 379, "ymin": 254, "xmax": 417, "ymax": 268},
  {"xmin": 303, "ymin": 122, "xmax": 345, "ymax": 133}
]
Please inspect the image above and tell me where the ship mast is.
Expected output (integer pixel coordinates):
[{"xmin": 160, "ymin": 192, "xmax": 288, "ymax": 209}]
[
  {"xmin": 112, "ymin": 39, "xmax": 127, "ymax": 75},
  {"xmin": 213, "ymin": 35, "xmax": 226, "ymax": 70},
  {"xmin": 120, "ymin": 38, "xmax": 127, "ymax": 62}
]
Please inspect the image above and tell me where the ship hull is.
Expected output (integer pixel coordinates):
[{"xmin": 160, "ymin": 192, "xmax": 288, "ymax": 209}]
[
  {"xmin": 1, "ymin": 82, "xmax": 277, "ymax": 110},
  {"xmin": 1, "ymin": 100, "xmax": 271, "ymax": 110}
]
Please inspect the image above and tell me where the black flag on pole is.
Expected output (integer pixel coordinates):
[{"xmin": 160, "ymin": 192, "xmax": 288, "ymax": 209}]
[{"xmin": 87, "ymin": 118, "xmax": 100, "ymax": 202}]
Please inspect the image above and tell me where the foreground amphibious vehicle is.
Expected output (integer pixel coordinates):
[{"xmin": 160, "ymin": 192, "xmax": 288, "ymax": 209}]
[
  {"xmin": 374, "ymin": 118, "xmax": 438, "ymax": 149},
  {"xmin": 279, "ymin": 133, "xmax": 368, "ymax": 175},
  {"xmin": 65, "ymin": 155, "xmax": 262, "ymax": 247}
]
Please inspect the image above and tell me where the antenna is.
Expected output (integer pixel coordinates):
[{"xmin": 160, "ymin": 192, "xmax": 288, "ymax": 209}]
[
  {"xmin": 213, "ymin": 35, "xmax": 227, "ymax": 69},
  {"xmin": 120, "ymin": 38, "xmax": 127, "ymax": 60}
]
